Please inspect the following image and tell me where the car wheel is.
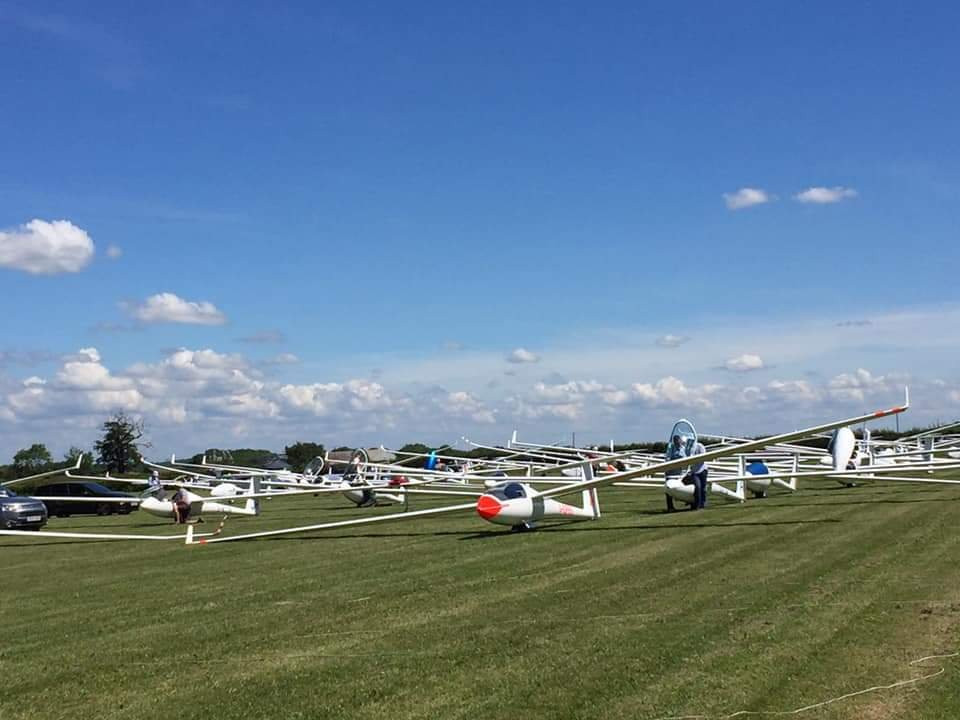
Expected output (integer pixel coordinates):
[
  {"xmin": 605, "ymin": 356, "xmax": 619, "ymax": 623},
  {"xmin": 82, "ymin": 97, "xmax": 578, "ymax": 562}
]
[{"xmin": 96, "ymin": 503, "xmax": 112, "ymax": 516}]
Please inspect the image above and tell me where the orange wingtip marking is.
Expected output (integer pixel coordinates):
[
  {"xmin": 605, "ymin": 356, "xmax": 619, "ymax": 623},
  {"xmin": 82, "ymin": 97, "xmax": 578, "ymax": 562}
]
[{"xmin": 875, "ymin": 406, "xmax": 904, "ymax": 416}]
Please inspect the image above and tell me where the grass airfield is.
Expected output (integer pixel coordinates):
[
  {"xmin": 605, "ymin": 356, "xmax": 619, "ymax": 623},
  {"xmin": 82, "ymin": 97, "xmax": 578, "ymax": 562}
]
[{"xmin": 4, "ymin": 478, "xmax": 960, "ymax": 720}]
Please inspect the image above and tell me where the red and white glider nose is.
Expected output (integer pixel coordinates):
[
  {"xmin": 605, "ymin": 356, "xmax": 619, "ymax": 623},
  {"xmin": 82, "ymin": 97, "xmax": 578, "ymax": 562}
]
[{"xmin": 476, "ymin": 494, "xmax": 502, "ymax": 520}]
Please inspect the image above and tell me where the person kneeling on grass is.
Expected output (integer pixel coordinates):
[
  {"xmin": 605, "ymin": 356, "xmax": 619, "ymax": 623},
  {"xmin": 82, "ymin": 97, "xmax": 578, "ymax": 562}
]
[{"xmin": 172, "ymin": 487, "xmax": 191, "ymax": 524}]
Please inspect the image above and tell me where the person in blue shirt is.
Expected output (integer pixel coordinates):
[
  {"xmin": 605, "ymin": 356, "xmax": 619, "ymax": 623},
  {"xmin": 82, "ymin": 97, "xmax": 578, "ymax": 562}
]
[{"xmin": 664, "ymin": 435, "xmax": 687, "ymax": 512}]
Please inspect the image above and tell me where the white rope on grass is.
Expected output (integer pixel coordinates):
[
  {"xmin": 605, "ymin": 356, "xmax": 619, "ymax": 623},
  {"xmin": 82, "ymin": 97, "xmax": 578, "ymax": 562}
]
[{"xmin": 652, "ymin": 651, "xmax": 958, "ymax": 720}]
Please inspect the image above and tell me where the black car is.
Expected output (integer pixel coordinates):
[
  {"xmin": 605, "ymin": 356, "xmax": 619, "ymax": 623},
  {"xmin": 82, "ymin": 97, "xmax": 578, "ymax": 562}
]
[
  {"xmin": 0, "ymin": 486, "xmax": 48, "ymax": 530},
  {"xmin": 33, "ymin": 482, "xmax": 136, "ymax": 517}
]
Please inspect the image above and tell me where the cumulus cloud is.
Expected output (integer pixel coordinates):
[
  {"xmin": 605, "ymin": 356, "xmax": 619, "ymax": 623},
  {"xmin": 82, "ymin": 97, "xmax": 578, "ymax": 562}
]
[
  {"xmin": 509, "ymin": 376, "xmax": 720, "ymax": 421},
  {"xmin": 438, "ymin": 390, "xmax": 495, "ymax": 424},
  {"xmin": 0, "ymin": 341, "xmax": 950, "ymax": 459},
  {"xmin": 5, "ymin": 345, "xmax": 143, "ymax": 420},
  {"xmin": 507, "ymin": 379, "xmax": 607, "ymax": 421},
  {"xmin": 794, "ymin": 186, "xmax": 858, "ymax": 204},
  {"xmin": 105, "ymin": 244, "xmax": 122, "ymax": 259},
  {"xmin": 506, "ymin": 348, "xmax": 540, "ymax": 364},
  {"xmin": 126, "ymin": 348, "xmax": 275, "ymax": 421},
  {"xmin": 279, "ymin": 380, "xmax": 393, "ymax": 417},
  {"xmin": 0, "ymin": 219, "xmax": 95, "ymax": 274},
  {"xmin": 725, "ymin": 354, "xmax": 765, "ymax": 372},
  {"xmin": 765, "ymin": 379, "xmax": 819, "ymax": 404},
  {"xmin": 601, "ymin": 377, "xmax": 721, "ymax": 410},
  {"xmin": 656, "ymin": 334, "xmax": 690, "ymax": 348},
  {"xmin": 723, "ymin": 188, "xmax": 771, "ymax": 210},
  {"xmin": 130, "ymin": 293, "xmax": 227, "ymax": 325},
  {"xmin": 828, "ymin": 368, "xmax": 905, "ymax": 403}
]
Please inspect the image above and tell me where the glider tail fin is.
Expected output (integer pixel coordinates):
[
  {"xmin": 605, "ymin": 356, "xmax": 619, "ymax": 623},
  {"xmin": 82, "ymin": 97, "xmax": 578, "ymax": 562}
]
[
  {"xmin": 580, "ymin": 463, "xmax": 601, "ymax": 519},
  {"xmin": 245, "ymin": 476, "xmax": 261, "ymax": 515}
]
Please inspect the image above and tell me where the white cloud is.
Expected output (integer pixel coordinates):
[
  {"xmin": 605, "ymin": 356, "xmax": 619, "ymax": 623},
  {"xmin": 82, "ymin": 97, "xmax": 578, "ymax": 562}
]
[
  {"xmin": 279, "ymin": 380, "xmax": 392, "ymax": 417},
  {"xmin": 656, "ymin": 334, "xmax": 690, "ymax": 348},
  {"xmin": 0, "ymin": 325, "xmax": 956, "ymax": 459},
  {"xmin": 507, "ymin": 379, "xmax": 609, "ymax": 421},
  {"xmin": 532, "ymin": 379, "xmax": 607, "ymax": 403},
  {"xmin": 765, "ymin": 379, "xmax": 819, "ymax": 404},
  {"xmin": 508, "ymin": 375, "xmax": 720, "ymax": 422},
  {"xmin": 442, "ymin": 391, "xmax": 496, "ymax": 424},
  {"xmin": 6, "ymin": 346, "xmax": 144, "ymax": 420},
  {"xmin": 723, "ymin": 188, "xmax": 771, "ymax": 210},
  {"xmin": 794, "ymin": 186, "xmax": 858, "ymax": 204},
  {"xmin": 106, "ymin": 244, "xmax": 122, "ymax": 259},
  {"xmin": 602, "ymin": 377, "xmax": 720, "ymax": 410},
  {"xmin": 508, "ymin": 397, "xmax": 581, "ymax": 421},
  {"xmin": 828, "ymin": 368, "xmax": 902, "ymax": 403},
  {"xmin": 131, "ymin": 293, "xmax": 227, "ymax": 325},
  {"xmin": 725, "ymin": 353, "xmax": 765, "ymax": 372},
  {"xmin": 506, "ymin": 348, "xmax": 540, "ymax": 364},
  {"xmin": 0, "ymin": 219, "xmax": 95, "ymax": 274},
  {"xmin": 72, "ymin": 347, "xmax": 101, "ymax": 363}
]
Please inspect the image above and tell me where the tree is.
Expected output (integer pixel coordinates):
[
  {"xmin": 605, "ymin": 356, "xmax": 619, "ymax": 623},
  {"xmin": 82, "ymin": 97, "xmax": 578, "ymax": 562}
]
[
  {"xmin": 95, "ymin": 413, "xmax": 146, "ymax": 474},
  {"xmin": 13, "ymin": 443, "xmax": 52, "ymax": 476},
  {"xmin": 285, "ymin": 442, "xmax": 325, "ymax": 473}
]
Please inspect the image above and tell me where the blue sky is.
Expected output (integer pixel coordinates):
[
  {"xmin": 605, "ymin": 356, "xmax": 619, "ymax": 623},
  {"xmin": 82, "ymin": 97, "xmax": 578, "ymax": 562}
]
[{"xmin": 1, "ymin": 1, "xmax": 958, "ymax": 459}]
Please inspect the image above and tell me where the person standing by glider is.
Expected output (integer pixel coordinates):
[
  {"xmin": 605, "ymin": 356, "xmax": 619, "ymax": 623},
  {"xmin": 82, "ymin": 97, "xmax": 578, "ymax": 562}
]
[
  {"xmin": 147, "ymin": 470, "xmax": 162, "ymax": 496},
  {"xmin": 687, "ymin": 440, "xmax": 708, "ymax": 509},
  {"xmin": 664, "ymin": 434, "xmax": 687, "ymax": 512}
]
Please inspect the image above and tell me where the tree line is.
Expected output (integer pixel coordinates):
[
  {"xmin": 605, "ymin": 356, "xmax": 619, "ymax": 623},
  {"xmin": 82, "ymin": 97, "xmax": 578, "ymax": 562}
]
[{"xmin": 4, "ymin": 411, "xmax": 947, "ymax": 481}]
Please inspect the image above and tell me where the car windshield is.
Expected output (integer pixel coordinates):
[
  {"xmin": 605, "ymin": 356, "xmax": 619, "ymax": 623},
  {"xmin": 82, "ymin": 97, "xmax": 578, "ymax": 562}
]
[{"xmin": 0, "ymin": 487, "xmax": 18, "ymax": 498}]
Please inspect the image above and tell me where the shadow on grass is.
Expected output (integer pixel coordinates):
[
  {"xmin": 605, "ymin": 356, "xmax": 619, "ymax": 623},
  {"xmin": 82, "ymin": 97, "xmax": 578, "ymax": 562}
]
[
  {"xmin": 759, "ymin": 495, "xmax": 959, "ymax": 509},
  {"xmin": 0, "ymin": 538, "xmax": 120, "ymax": 547},
  {"xmin": 256, "ymin": 528, "xmax": 507, "ymax": 542},
  {"xmin": 536, "ymin": 517, "xmax": 842, "ymax": 533},
  {"xmin": 247, "ymin": 516, "xmax": 842, "ymax": 543}
]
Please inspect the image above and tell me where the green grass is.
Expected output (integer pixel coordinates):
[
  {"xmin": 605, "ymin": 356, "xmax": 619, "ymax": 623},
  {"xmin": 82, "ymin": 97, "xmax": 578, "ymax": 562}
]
[{"xmin": 3, "ymin": 479, "xmax": 960, "ymax": 719}]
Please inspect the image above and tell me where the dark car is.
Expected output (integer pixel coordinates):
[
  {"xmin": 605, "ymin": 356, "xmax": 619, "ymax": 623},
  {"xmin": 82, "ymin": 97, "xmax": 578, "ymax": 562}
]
[
  {"xmin": 0, "ymin": 486, "xmax": 48, "ymax": 530},
  {"xmin": 33, "ymin": 482, "xmax": 136, "ymax": 517}
]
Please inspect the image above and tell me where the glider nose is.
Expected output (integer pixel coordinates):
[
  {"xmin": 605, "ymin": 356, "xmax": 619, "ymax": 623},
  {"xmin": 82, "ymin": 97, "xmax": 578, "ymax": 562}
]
[{"xmin": 476, "ymin": 494, "xmax": 502, "ymax": 520}]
